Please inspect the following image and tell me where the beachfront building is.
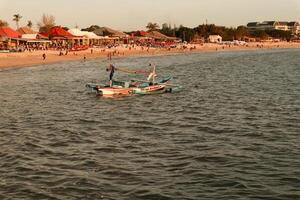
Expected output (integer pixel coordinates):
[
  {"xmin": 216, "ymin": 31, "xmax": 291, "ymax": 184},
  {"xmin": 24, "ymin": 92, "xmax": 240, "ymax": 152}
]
[
  {"xmin": 68, "ymin": 28, "xmax": 89, "ymax": 45},
  {"xmin": 69, "ymin": 29, "xmax": 110, "ymax": 46},
  {"xmin": 288, "ymin": 22, "xmax": 300, "ymax": 35},
  {"xmin": 16, "ymin": 26, "xmax": 52, "ymax": 50},
  {"xmin": 17, "ymin": 26, "xmax": 36, "ymax": 35},
  {"xmin": 21, "ymin": 33, "xmax": 51, "ymax": 49},
  {"xmin": 81, "ymin": 31, "xmax": 108, "ymax": 46},
  {"xmin": 0, "ymin": 26, "xmax": 21, "ymax": 50},
  {"xmin": 41, "ymin": 26, "xmax": 89, "ymax": 50},
  {"xmin": 246, "ymin": 21, "xmax": 298, "ymax": 33},
  {"xmin": 208, "ymin": 35, "xmax": 222, "ymax": 43},
  {"xmin": 129, "ymin": 30, "xmax": 153, "ymax": 44},
  {"xmin": 93, "ymin": 27, "xmax": 129, "ymax": 44}
]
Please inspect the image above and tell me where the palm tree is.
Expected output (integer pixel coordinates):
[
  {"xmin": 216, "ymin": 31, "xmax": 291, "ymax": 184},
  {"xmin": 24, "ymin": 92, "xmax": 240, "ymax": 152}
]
[
  {"xmin": 0, "ymin": 19, "xmax": 8, "ymax": 27},
  {"xmin": 27, "ymin": 20, "xmax": 33, "ymax": 28},
  {"xmin": 13, "ymin": 14, "xmax": 22, "ymax": 29},
  {"xmin": 146, "ymin": 22, "xmax": 160, "ymax": 31},
  {"xmin": 37, "ymin": 14, "xmax": 56, "ymax": 32}
]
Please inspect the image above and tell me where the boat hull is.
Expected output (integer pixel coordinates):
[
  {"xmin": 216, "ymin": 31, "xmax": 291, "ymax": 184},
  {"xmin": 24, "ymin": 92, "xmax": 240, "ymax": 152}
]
[
  {"xmin": 97, "ymin": 87, "xmax": 134, "ymax": 96},
  {"xmin": 133, "ymin": 85, "xmax": 166, "ymax": 95}
]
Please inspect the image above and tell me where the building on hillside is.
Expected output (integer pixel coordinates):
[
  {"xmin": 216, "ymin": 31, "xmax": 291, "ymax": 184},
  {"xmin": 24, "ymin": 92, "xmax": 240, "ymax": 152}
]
[{"xmin": 208, "ymin": 35, "xmax": 222, "ymax": 43}]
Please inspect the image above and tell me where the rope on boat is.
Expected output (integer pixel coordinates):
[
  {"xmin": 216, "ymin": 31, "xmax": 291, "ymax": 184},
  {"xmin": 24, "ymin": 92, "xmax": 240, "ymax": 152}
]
[{"xmin": 115, "ymin": 67, "xmax": 150, "ymax": 75}]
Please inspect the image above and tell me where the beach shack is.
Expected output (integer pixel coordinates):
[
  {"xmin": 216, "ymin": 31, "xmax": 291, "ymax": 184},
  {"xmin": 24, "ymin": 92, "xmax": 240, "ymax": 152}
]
[
  {"xmin": 93, "ymin": 27, "xmax": 128, "ymax": 45},
  {"xmin": 81, "ymin": 31, "xmax": 107, "ymax": 46},
  {"xmin": 17, "ymin": 26, "xmax": 51, "ymax": 49},
  {"xmin": 208, "ymin": 35, "xmax": 222, "ymax": 43},
  {"xmin": 0, "ymin": 27, "xmax": 21, "ymax": 50},
  {"xmin": 129, "ymin": 30, "xmax": 153, "ymax": 44},
  {"xmin": 41, "ymin": 26, "xmax": 85, "ymax": 49},
  {"xmin": 68, "ymin": 28, "xmax": 89, "ymax": 46},
  {"xmin": 144, "ymin": 31, "xmax": 178, "ymax": 46}
]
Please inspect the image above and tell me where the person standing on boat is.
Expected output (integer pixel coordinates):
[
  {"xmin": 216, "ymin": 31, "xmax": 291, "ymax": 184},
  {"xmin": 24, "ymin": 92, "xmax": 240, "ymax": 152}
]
[
  {"xmin": 147, "ymin": 63, "xmax": 157, "ymax": 84},
  {"xmin": 107, "ymin": 64, "xmax": 117, "ymax": 87}
]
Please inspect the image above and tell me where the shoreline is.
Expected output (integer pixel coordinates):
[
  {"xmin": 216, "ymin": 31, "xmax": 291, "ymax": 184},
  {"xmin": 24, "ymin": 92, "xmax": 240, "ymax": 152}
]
[{"xmin": 0, "ymin": 42, "xmax": 300, "ymax": 70}]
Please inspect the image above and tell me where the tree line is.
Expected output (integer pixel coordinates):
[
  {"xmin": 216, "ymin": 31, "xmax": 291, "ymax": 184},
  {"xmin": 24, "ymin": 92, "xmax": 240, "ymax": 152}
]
[{"xmin": 157, "ymin": 23, "xmax": 293, "ymax": 42}]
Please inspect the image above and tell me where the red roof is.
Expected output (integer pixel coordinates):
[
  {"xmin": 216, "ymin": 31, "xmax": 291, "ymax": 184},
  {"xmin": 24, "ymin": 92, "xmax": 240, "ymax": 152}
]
[
  {"xmin": 0, "ymin": 27, "xmax": 21, "ymax": 38},
  {"xmin": 47, "ymin": 26, "xmax": 75, "ymax": 38}
]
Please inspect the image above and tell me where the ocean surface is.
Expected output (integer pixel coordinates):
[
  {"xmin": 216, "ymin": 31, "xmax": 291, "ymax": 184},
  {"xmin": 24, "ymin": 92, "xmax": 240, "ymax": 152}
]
[{"xmin": 0, "ymin": 49, "xmax": 299, "ymax": 200}]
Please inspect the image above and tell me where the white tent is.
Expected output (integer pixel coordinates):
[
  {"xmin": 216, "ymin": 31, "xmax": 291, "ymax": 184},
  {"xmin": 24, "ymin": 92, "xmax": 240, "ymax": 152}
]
[
  {"xmin": 68, "ymin": 28, "xmax": 85, "ymax": 37},
  {"xmin": 21, "ymin": 34, "xmax": 38, "ymax": 39},
  {"xmin": 81, "ymin": 31, "xmax": 106, "ymax": 39}
]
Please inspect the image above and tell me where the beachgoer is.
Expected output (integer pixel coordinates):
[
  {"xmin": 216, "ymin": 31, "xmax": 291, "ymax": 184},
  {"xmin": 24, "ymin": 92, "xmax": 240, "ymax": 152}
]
[
  {"xmin": 42, "ymin": 53, "xmax": 46, "ymax": 60},
  {"xmin": 106, "ymin": 64, "xmax": 117, "ymax": 87},
  {"xmin": 84, "ymin": 55, "xmax": 86, "ymax": 61}
]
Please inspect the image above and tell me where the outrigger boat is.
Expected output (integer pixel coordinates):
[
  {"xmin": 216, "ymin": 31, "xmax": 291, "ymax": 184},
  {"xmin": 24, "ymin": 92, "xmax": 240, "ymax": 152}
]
[
  {"xmin": 96, "ymin": 87, "xmax": 134, "ymax": 97},
  {"xmin": 86, "ymin": 64, "xmax": 182, "ymax": 97},
  {"xmin": 86, "ymin": 76, "xmax": 181, "ymax": 96}
]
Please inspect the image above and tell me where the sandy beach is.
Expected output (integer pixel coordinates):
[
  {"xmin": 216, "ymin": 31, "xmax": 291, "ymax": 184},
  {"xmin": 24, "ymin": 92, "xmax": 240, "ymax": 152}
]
[{"xmin": 1, "ymin": 42, "xmax": 300, "ymax": 69}]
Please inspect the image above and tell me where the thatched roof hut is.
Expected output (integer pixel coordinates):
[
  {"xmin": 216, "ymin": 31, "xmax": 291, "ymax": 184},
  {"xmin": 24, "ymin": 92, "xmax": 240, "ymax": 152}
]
[
  {"xmin": 17, "ymin": 26, "xmax": 36, "ymax": 34},
  {"xmin": 93, "ymin": 27, "xmax": 128, "ymax": 38}
]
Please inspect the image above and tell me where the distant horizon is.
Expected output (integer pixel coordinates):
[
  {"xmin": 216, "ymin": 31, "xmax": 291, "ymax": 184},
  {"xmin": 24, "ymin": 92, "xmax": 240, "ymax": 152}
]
[{"xmin": 1, "ymin": 0, "xmax": 299, "ymax": 31}]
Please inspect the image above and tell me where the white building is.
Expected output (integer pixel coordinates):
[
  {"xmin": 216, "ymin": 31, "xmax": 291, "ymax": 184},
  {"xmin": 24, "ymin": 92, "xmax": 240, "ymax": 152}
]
[
  {"xmin": 208, "ymin": 35, "xmax": 222, "ymax": 43},
  {"xmin": 247, "ymin": 21, "xmax": 298, "ymax": 32},
  {"xmin": 288, "ymin": 22, "xmax": 300, "ymax": 35}
]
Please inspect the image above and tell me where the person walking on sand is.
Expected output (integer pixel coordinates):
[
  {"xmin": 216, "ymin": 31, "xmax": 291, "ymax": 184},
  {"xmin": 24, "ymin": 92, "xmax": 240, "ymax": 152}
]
[
  {"xmin": 106, "ymin": 64, "xmax": 117, "ymax": 87},
  {"xmin": 42, "ymin": 53, "xmax": 46, "ymax": 60}
]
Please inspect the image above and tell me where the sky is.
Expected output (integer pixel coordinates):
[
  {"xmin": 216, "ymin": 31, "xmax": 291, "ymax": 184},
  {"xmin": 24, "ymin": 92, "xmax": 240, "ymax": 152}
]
[{"xmin": 0, "ymin": 0, "xmax": 299, "ymax": 31}]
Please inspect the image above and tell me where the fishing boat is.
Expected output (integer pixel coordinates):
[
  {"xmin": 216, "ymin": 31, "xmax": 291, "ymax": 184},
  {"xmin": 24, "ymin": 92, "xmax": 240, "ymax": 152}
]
[
  {"xmin": 96, "ymin": 86, "xmax": 134, "ymax": 97},
  {"xmin": 133, "ymin": 84, "xmax": 166, "ymax": 95},
  {"xmin": 86, "ymin": 64, "xmax": 182, "ymax": 97}
]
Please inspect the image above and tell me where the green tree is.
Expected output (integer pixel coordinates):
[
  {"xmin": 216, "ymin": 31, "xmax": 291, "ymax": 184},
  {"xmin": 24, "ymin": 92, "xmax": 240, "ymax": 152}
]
[
  {"xmin": 235, "ymin": 26, "xmax": 249, "ymax": 40},
  {"xmin": 251, "ymin": 30, "xmax": 269, "ymax": 39},
  {"xmin": 27, "ymin": 20, "xmax": 33, "ymax": 28},
  {"xmin": 13, "ymin": 14, "xmax": 22, "ymax": 29},
  {"xmin": 81, "ymin": 25, "xmax": 100, "ymax": 32},
  {"xmin": 176, "ymin": 25, "xmax": 196, "ymax": 42},
  {"xmin": 266, "ymin": 30, "xmax": 292, "ymax": 41},
  {"xmin": 146, "ymin": 22, "xmax": 160, "ymax": 31},
  {"xmin": 161, "ymin": 23, "xmax": 174, "ymax": 37},
  {"xmin": 0, "ymin": 19, "xmax": 8, "ymax": 27}
]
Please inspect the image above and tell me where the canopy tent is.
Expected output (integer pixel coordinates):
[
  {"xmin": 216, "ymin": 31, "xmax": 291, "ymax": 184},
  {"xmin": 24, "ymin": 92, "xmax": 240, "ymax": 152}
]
[
  {"xmin": 81, "ymin": 31, "xmax": 107, "ymax": 39},
  {"xmin": 68, "ymin": 28, "xmax": 86, "ymax": 37},
  {"xmin": 0, "ymin": 27, "xmax": 21, "ymax": 38},
  {"xmin": 17, "ymin": 26, "xmax": 36, "ymax": 34}
]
